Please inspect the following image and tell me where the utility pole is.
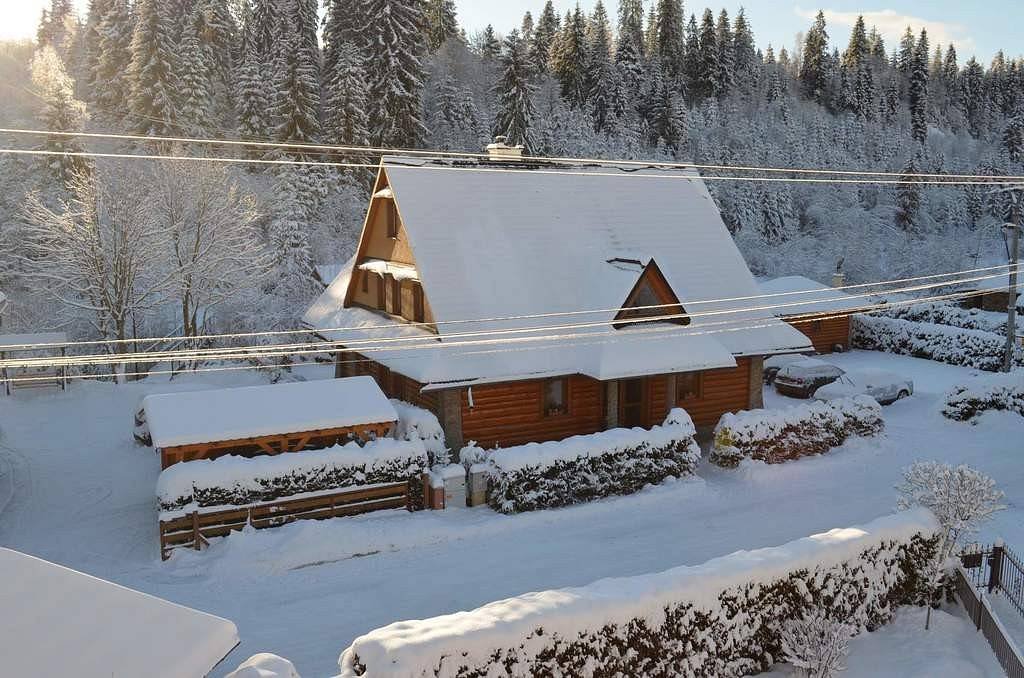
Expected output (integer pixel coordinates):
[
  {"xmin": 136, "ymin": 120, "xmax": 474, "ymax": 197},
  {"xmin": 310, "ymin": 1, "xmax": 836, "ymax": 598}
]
[{"xmin": 1003, "ymin": 191, "xmax": 1021, "ymax": 373}]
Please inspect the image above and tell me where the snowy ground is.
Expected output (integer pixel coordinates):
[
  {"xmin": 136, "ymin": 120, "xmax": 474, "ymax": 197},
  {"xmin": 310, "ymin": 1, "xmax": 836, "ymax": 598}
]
[{"xmin": 0, "ymin": 351, "xmax": 1022, "ymax": 676}]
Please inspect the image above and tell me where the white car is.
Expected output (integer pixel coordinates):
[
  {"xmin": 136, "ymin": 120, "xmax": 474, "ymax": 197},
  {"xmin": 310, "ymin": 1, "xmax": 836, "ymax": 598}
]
[{"xmin": 813, "ymin": 368, "xmax": 914, "ymax": 406}]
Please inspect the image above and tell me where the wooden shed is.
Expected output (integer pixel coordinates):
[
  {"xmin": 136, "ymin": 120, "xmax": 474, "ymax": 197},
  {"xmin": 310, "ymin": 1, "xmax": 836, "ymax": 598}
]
[
  {"xmin": 0, "ymin": 332, "xmax": 68, "ymax": 396},
  {"xmin": 758, "ymin": 276, "xmax": 862, "ymax": 354},
  {"xmin": 144, "ymin": 376, "xmax": 398, "ymax": 469}
]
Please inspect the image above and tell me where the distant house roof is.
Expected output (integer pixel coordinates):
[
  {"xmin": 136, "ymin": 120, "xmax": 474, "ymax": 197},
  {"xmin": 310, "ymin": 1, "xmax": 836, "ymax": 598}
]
[
  {"xmin": 959, "ymin": 261, "xmax": 1024, "ymax": 293},
  {"xmin": 143, "ymin": 376, "xmax": 397, "ymax": 449},
  {"xmin": 0, "ymin": 547, "xmax": 238, "ymax": 678},
  {"xmin": 758, "ymin": 276, "xmax": 864, "ymax": 317},
  {"xmin": 304, "ymin": 158, "xmax": 811, "ymax": 387}
]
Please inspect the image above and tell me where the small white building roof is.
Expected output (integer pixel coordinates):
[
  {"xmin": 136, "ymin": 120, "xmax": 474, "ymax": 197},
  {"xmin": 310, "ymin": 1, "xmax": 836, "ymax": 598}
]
[
  {"xmin": 304, "ymin": 159, "xmax": 811, "ymax": 387},
  {"xmin": 961, "ymin": 261, "xmax": 1024, "ymax": 293},
  {"xmin": 0, "ymin": 547, "xmax": 238, "ymax": 678},
  {"xmin": 143, "ymin": 376, "xmax": 397, "ymax": 449},
  {"xmin": 757, "ymin": 276, "xmax": 864, "ymax": 317}
]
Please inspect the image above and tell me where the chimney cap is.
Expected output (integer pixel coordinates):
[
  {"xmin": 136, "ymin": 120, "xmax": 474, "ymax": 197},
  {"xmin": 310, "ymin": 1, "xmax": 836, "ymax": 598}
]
[{"xmin": 486, "ymin": 136, "xmax": 524, "ymax": 161}]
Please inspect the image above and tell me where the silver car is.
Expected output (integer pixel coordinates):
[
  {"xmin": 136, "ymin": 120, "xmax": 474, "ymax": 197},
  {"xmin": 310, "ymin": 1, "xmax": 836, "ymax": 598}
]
[{"xmin": 813, "ymin": 368, "xmax": 914, "ymax": 406}]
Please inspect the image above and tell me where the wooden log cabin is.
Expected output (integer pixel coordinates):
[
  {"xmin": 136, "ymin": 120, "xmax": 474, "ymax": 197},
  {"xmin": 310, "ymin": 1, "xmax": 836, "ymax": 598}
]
[
  {"xmin": 303, "ymin": 146, "xmax": 812, "ymax": 449},
  {"xmin": 143, "ymin": 376, "xmax": 397, "ymax": 468},
  {"xmin": 757, "ymin": 276, "xmax": 861, "ymax": 354}
]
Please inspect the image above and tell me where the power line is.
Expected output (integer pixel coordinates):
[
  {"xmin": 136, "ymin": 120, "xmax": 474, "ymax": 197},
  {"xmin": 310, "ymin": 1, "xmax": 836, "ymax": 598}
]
[
  {"xmin": 0, "ymin": 287, "xmax": 1005, "ymax": 384},
  {"xmin": 4, "ymin": 126, "xmax": 1024, "ymax": 182},
  {"xmin": 3, "ymin": 147, "xmax": 1024, "ymax": 187},
  {"xmin": 0, "ymin": 283, "xmax": 1012, "ymax": 371}
]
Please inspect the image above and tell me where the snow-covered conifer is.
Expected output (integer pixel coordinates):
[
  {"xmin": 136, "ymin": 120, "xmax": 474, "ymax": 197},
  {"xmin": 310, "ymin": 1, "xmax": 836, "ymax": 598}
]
[
  {"xmin": 30, "ymin": 45, "xmax": 89, "ymax": 184},
  {"xmin": 799, "ymin": 10, "xmax": 829, "ymax": 101},
  {"xmin": 128, "ymin": 0, "xmax": 179, "ymax": 136},
  {"xmin": 714, "ymin": 9, "xmax": 734, "ymax": 98},
  {"xmin": 530, "ymin": 1, "xmax": 560, "ymax": 76},
  {"xmin": 550, "ymin": 5, "xmax": 589, "ymax": 108},
  {"xmin": 91, "ymin": 0, "xmax": 132, "ymax": 118},
  {"xmin": 493, "ymin": 30, "xmax": 537, "ymax": 153},
  {"xmin": 653, "ymin": 0, "xmax": 685, "ymax": 86},
  {"xmin": 910, "ymin": 29, "xmax": 929, "ymax": 144},
  {"xmin": 424, "ymin": 0, "xmax": 458, "ymax": 52}
]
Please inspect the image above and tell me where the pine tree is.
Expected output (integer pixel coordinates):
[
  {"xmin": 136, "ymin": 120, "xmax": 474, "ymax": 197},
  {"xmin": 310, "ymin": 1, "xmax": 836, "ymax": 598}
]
[
  {"xmin": 270, "ymin": 16, "xmax": 321, "ymax": 157},
  {"xmin": 651, "ymin": 75, "xmax": 686, "ymax": 150},
  {"xmin": 587, "ymin": 2, "xmax": 617, "ymax": 132},
  {"xmin": 479, "ymin": 25, "xmax": 501, "ymax": 61},
  {"xmin": 128, "ymin": 0, "xmax": 179, "ymax": 136},
  {"xmin": 323, "ymin": 0, "xmax": 360, "ymax": 81},
  {"xmin": 91, "ymin": 0, "xmax": 132, "ymax": 118},
  {"xmin": 962, "ymin": 57, "xmax": 985, "ymax": 137},
  {"xmin": 176, "ymin": 17, "xmax": 214, "ymax": 136},
  {"xmin": 615, "ymin": 0, "xmax": 646, "ymax": 94},
  {"xmin": 493, "ymin": 30, "xmax": 537, "ymax": 153},
  {"xmin": 732, "ymin": 8, "xmax": 756, "ymax": 92},
  {"xmin": 694, "ymin": 9, "xmax": 718, "ymax": 100},
  {"xmin": 530, "ymin": 1, "xmax": 560, "ymax": 76},
  {"xmin": 714, "ymin": 9, "xmax": 734, "ymax": 98},
  {"xmin": 432, "ymin": 73, "xmax": 480, "ymax": 150},
  {"xmin": 357, "ymin": 0, "xmax": 428, "ymax": 148},
  {"xmin": 324, "ymin": 43, "xmax": 370, "ymax": 148},
  {"xmin": 868, "ymin": 27, "xmax": 886, "ymax": 62},
  {"xmin": 38, "ymin": 0, "xmax": 76, "ymax": 57},
  {"xmin": 654, "ymin": 0, "xmax": 686, "ymax": 86},
  {"xmin": 424, "ymin": 0, "xmax": 458, "ymax": 51},
  {"xmin": 799, "ymin": 10, "xmax": 829, "ymax": 101},
  {"xmin": 550, "ymin": 5, "xmax": 589, "ymax": 108},
  {"xmin": 250, "ymin": 0, "xmax": 279, "ymax": 64},
  {"xmin": 236, "ymin": 29, "xmax": 271, "ymax": 155},
  {"xmin": 83, "ymin": 0, "xmax": 112, "ymax": 100},
  {"xmin": 30, "ymin": 45, "xmax": 89, "ymax": 185},
  {"xmin": 841, "ymin": 15, "xmax": 868, "ymax": 69},
  {"xmin": 910, "ymin": 29, "xmax": 929, "ymax": 144},
  {"xmin": 897, "ymin": 26, "xmax": 915, "ymax": 74},
  {"xmin": 1004, "ymin": 114, "xmax": 1024, "ymax": 164},
  {"xmin": 521, "ymin": 12, "xmax": 534, "ymax": 42},
  {"xmin": 896, "ymin": 153, "xmax": 922, "ymax": 231},
  {"xmin": 270, "ymin": 170, "xmax": 318, "ymax": 303},
  {"xmin": 683, "ymin": 13, "xmax": 700, "ymax": 98},
  {"xmin": 882, "ymin": 75, "xmax": 900, "ymax": 124}
]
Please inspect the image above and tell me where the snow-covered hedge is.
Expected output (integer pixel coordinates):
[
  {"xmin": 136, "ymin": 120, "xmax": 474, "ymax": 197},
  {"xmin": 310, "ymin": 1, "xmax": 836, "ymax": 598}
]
[
  {"xmin": 338, "ymin": 509, "xmax": 940, "ymax": 678},
  {"xmin": 851, "ymin": 314, "xmax": 1022, "ymax": 371},
  {"xmin": 877, "ymin": 301, "xmax": 1019, "ymax": 335},
  {"xmin": 942, "ymin": 373, "xmax": 1024, "ymax": 422},
  {"xmin": 390, "ymin": 399, "xmax": 448, "ymax": 467},
  {"xmin": 156, "ymin": 438, "xmax": 429, "ymax": 513},
  {"xmin": 711, "ymin": 396, "xmax": 883, "ymax": 467},
  {"xmin": 463, "ymin": 408, "xmax": 700, "ymax": 514}
]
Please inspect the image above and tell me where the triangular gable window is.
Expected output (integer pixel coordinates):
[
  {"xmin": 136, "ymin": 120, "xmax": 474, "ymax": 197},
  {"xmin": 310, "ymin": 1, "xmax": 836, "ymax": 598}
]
[{"xmin": 613, "ymin": 260, "xmax": 690, "ymax": 328}]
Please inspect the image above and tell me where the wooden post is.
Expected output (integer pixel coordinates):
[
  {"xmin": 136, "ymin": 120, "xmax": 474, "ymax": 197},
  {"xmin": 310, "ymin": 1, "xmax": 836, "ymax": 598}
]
[
  {"xmin": 192, "ymin": 511, "xmax": 202, "ymax": 552},
  {"xmin": 989, "ymin": 541, "xmax": 1004, "ymax": 594}
]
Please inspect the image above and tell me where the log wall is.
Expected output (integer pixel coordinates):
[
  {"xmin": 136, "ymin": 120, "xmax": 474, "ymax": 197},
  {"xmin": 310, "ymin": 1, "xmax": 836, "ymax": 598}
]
[{"xmin": 786, "ymin": 316, "xmax": 851, "ymax": 353}]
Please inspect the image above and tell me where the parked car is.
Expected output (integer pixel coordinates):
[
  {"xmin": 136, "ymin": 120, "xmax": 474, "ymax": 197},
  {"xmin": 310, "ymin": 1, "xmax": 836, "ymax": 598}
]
[
  {"xmin": 772, "ymin": 358, "xmax": 845, "ymax": 398},
  {"xmin": 763, "ymin": 353, "xmax": 818, "ymax": 385},
  {"xmin": 813, "ymin": 368, "xmax": 914, "ymax": 406}
]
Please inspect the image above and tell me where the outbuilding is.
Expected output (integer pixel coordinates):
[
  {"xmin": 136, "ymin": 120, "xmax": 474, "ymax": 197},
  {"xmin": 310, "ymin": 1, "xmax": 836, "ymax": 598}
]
[{"xmin": 757, "ymin": 276, "xmax": 862, "ymax": 353}]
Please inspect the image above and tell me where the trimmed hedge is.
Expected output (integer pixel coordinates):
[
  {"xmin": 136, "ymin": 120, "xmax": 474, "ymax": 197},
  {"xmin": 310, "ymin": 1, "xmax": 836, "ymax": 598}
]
[
  {"xmin": 942, "ymin": 375, "xmax": 1024, "ymax": 422},
  {"xmin": 711, "ymin": 396, "xmax": 884, "ymax": 467},
  {"xmin": 157, "ymin": 439, "xmax": 429, "ymax": 512},
  {"xmin": 851, "ymin": 314, "xmax": 1022, "ymax": 371},
  {"xmin": 338, "ymin": 510, "xmax": 939, "ymax": 678},
  {"xmin": 877, "ymin": 301, "xmax": 1019, "ymax": 335},
  {"xmin": 464, "ymin": 409, "xmax": 700, "ymax": 514}
]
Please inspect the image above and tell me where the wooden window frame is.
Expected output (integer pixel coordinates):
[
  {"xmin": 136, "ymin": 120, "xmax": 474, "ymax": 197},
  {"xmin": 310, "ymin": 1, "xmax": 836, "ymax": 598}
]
[
  {"xmin": 676, "ymin": 371, "xmax": 703, "ymax": 402},
  {"xmin": 391, "ymin": 276, "xmax": 403, "ymax": 316},
  {"xmin": 385, "ymin": 201, "xmax": 398, "ymax": 239},
  {"xmin": 541, "ymin": 377, "xmax": 570, "ymax": 418}
]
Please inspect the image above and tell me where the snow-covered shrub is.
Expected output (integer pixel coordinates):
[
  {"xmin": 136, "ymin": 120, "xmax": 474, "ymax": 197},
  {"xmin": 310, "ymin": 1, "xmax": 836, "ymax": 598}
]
[
  {"xmin": 467, "ymin": 408, "xmax": 700, "ymax": 514},
  {"xmin": 390, "ymin": 399, "xmax": 448, "ymax": 467},
  {"xmin": 780, "ymin": 609, "xmax": 856, "ymax": 678},
  {"xmin": 338, "ymin": 510, "xmax": 940, "ymax": 678},
  {"xmin": 877, "ymin": 301, "xmax": 1019, "ymax": 335},
  {"xmin": 226, "ymin": 654, "xmax": 300, "ymax": 678},
  {"xmin": 156, "ymin": 439, "xmax": 429, "ymax": 513},
  {"xmin": 710, "ymin": 396, "xmax": 883, "ymax": 467},
  {"xmin": 941, "ymin": 373, "xmax": 1024, "ymax": 422},
  {"xmin": 851, "ymin": 314, "xmax": 1022, "ymax": 371}
]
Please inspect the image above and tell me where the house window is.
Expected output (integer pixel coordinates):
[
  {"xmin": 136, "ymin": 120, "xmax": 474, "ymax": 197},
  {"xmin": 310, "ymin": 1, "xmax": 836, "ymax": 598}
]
[
  {"xmin": 391, "ymin": 276, "xmax": 403, "ymax": 316},
  {"xmin": 543, "ymin": 378, "xmax": 569, "ymax": 417},
  {"xmin": 413, "ymin": 282, "xmax": 425, "ymax": 323},
  {"xmin": 386, "ymin": 201, "xmax": 398, "ymax": 238},
  {"xmin": 677, "ymin": 372, "xmax": 703, "ymax": 401},
  {"xmin": 375, "ymin": 273, "xmax": 386, "ymax": 310}
]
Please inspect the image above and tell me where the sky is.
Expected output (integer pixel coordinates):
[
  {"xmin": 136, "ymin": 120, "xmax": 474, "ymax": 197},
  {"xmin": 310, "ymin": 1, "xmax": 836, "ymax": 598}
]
[{"xmin": 3, "ymin": 1, "xmax": 1020, "ymax": 62}]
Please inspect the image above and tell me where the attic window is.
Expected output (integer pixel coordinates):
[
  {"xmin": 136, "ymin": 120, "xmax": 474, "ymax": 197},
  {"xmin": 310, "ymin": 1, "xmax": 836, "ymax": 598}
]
[
  {"xmin": 542, "ymin": 378, "xmax": 568, "ymax": 417},
  {"xmin": 386, "ymin": 202, "xmax": 398, "ymax": 238},
  {"xmin": 613, "ymin": 260, "xmax": 690, "ymax": 329}
]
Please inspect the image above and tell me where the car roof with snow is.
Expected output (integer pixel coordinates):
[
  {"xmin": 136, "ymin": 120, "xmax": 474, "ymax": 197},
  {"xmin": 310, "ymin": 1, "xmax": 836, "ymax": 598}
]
[
  {"xmin": 778, "ymin": 358, "xmax": 844, "ymax": 374},
  {"xmin": 304, "ymin": 158, "xmax": 813, "ymax": 387}
]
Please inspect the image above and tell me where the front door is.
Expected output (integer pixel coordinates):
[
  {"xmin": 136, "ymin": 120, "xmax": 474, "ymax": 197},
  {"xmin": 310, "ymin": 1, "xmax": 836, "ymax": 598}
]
[{"xmin": 619, "ymin": 378, "xmax": 647, "ymax": 429}]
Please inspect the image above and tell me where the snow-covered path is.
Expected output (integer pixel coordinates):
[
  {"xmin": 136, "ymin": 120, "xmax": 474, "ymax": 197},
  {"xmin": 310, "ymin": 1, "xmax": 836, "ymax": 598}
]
[{"xmin": 0, "ymin": 352, "xmax": 1021, "ymax": 676}]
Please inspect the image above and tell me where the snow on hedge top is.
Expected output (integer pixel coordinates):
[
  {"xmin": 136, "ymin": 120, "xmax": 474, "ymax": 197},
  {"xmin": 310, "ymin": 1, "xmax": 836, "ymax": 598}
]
[
  {"xmin": 143, "ymin": 376, "xmax": 397, "ymax": 449},
  {"xmin": 337, "ymin": 508, "xmax": 938, "ymax": 677},
  {"xmin": 304, "ymin": 160, "xmax": 812, "ymax": 386},
  {"xmin": 482, "ymin": 408, "xmax": 697, "ymax": 473},
  {"xmin": 0, "ymin": 547, "xmax": 238, "ymax": 678},
  {"xmin": 758, "ymin": 276, "xmax": 863, "ymax": 316}
]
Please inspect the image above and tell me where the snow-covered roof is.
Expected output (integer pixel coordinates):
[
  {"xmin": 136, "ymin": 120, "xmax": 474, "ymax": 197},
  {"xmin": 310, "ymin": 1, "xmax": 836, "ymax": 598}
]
[
  {"xmin": 0, "ymin": 547, "xmax": 238, "ymax": 678},
  {"xmin": 960, "ymin": 261, "xmax": 1024, "ymax": 293},
  {"xmin": 0, "ymin": 332, "xmax": 68, "ymax": 351},
  {"xmin": 143, "ymin": 376, "xmax": 398, "ymax": 449},
  {"xmin": 757, "ymin": 276, "xmax": 864, "ymax": 316},
  {"xmin": 357, "ymin": 258, "xmax": 420, "ymax": 281},
  {"xmin": 304, "ymin": 159, "xmax": 811, "ymax": 387}
]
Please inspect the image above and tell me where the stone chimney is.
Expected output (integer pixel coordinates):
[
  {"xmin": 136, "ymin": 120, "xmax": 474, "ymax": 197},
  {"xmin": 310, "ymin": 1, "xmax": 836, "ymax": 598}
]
[{"xmin": 485, "ymin": 136, "xmax": 524, "ymax": 161}]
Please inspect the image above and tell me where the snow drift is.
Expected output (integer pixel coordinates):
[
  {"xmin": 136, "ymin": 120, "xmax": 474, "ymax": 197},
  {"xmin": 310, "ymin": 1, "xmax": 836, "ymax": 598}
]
[{"xmin": 337, "ymin": 509, "xmax": 939, "ymax": 678}]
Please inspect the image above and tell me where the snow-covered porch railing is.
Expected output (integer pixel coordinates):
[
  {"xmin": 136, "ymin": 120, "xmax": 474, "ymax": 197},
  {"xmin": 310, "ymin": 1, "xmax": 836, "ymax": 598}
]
[{"xmin": 337, "ymin": 509, "xmax": 940, "ymax": 677}]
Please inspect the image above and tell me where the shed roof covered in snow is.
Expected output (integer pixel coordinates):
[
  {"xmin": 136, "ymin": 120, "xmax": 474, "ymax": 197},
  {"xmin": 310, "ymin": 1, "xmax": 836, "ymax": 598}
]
[
  {"xmin": 304, "ymin": 158, "xmax": 811, "ymax": 387},
  {"xmin": 0, "ymin": 547, "xmax": 238, "ymax": 678},
  {"xmin": 960, "ymin": 261, "xmax": 1024, "ymax": 293},
  {"xmin": 0, "ymin": 332, "xmax": 68, "ymax": 350},
  {"xmin": 143, "ymin": 376, "xmax": 397, "ymax": 449},
  {"xmin": 757, "ymin": 276, "xmax": 864, "ymax": 317}
]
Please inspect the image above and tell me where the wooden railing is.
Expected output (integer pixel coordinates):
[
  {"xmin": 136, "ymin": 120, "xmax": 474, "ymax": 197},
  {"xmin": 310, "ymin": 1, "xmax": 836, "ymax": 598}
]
[{"xmin": 159, "ymin": 481, "xmax": 412, "ymax": 560}]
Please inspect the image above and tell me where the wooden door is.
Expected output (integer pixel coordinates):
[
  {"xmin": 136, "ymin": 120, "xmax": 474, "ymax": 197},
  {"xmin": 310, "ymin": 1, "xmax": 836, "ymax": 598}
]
[{"xmin": 619, "ymin": 378, "xmax": 647, "ymax": 429}]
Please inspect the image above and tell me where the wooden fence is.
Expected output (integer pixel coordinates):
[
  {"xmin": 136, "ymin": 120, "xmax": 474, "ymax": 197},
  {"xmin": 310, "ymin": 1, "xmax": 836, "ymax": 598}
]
[
  {"xmin": 159, "ymin": 481, "xmax": 412, "ymax": 560},
  {"xmin": 956, "ymin": 543, "xmax": 1024, "ymax": 678}
]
